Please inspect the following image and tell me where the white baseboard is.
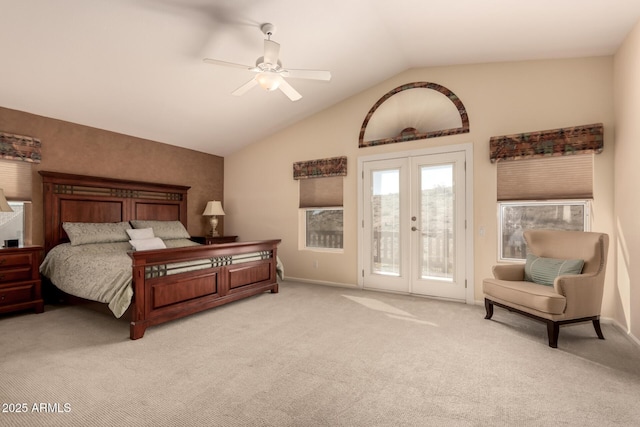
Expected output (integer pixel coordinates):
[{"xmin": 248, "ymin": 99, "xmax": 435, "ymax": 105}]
[
  {"xmin": 601, "ymin": 317, "xmax": 640, "ymax": 348},
  {"xmin": 282, "ymin": 276, "xmax": 360, "ymax": 290}
]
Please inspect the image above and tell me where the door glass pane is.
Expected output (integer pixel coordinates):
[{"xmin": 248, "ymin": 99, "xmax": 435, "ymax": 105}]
[
  {"xmin": 419, "ymin": 164, "xmax": 454, "ymax": 280},
  {"xmin": 371, "ymin": 169, "xmax": 400, "ymax": 276}
]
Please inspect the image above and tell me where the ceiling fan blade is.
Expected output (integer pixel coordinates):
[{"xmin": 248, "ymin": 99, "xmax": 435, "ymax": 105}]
[
  {"xmin": 232, "ymin": 78, "xmax": 258, "ymax": 96},
  {"xmin": 263, "ymin": 40, "xmax": 280, "ymax": 66},
  {"xmin": 282, "ymin": 69, "xmax": 331, "ymax": 81},
  {"xmin": 203, "ymin": 58, "xmax": 254, "ymax": 71},
  {"xmin": 278, "ymin": 79, "xmax": 302, "ymax": 101}
]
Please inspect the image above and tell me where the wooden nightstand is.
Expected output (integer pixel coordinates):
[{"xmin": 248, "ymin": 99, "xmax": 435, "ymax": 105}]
[
  {"xmin": 192, "ymin": 235, "xmax": 238, "ymax": 245},
  {"xmin": 0, "ymin": 245, "xmax": 44, "ymax": 315}
]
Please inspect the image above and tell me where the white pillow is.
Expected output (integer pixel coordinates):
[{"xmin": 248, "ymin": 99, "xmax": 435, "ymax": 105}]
[
  {"xmin": 126, "ymin": 227, "xmax": 155, "ymax": 240},
  {"xmin": 129, "ymin": 237, "xmax": 167, "ymax": 251},
  {"xmin": 129, "ymin": 220, "xmax": 190, "ymax": 240}
]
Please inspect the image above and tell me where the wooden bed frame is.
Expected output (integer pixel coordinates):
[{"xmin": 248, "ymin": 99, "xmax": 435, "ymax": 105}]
[{"xmin": 40, "ymin": 171, "xmax": 280, "ymax": 339}]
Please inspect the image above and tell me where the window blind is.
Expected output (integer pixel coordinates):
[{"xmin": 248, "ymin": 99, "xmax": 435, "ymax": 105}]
[
  {"xmin": 0, "ymin": 159, "xmax": 32, "ymax": 201},
  {"xmin": 497, "ymin": 154, "xmax": 593, "ymax": 201},
  {"xmin": 299, "ymin": 176, "xmax": 343, "ymax": 208}
]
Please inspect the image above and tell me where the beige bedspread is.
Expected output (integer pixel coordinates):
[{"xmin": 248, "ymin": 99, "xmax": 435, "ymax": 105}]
[{"xmin": 40, "ymin": 242, "xmax": 136, "ymax": 318}]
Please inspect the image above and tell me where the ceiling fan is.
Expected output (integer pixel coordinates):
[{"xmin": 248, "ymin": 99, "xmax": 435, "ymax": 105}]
[{"xmin": 203, "ymin": 23, "xmax": 331, "ymax": 101}]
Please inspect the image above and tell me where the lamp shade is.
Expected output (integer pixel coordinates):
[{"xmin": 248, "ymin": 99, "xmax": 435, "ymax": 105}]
[
  {"xmin": 202, "ymin": 200, "xmax": 225, "ymax": 216},
  {"xmin": 0, "ymin": 188, "xmax": 13, "ymax": 212}
]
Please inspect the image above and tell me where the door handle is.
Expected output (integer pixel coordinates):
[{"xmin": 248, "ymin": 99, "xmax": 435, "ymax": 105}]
[{"xmin": 411, "ymin": 226, "xmax": 420, "ymax": 231}]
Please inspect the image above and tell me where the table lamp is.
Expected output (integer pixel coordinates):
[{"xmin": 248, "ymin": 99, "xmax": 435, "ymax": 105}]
[{"xmin": 202, "ymin": 200, "xmax": 225, "ymax": 237}]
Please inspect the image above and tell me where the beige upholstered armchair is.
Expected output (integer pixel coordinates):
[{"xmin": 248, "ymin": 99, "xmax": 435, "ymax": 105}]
[{"xmin": 483, "ymin": 229, "xmax": 609, "ymax": 348}]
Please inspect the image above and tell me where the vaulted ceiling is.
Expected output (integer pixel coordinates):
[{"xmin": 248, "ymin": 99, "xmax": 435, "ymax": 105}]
[{"xmin": 2, "ymin": 0, "xmax": 640, "ymax": 156}]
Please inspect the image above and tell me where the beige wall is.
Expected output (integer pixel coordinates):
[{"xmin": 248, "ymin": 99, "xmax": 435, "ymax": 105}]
[
  {"xmin": 0, "ymin": 107, "xmax": 224, "ymax": 243},
  {"xmin": 225, "ymin": 57, "xmax": 617, "ymax": 313},
  {"xmin": 613, "ymin": 19, "xmax": 640, "ymax": 338}
]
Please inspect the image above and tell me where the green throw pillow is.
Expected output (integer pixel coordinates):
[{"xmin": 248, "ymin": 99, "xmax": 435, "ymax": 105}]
[{"xmin": 524, "ymin": 254, "xmax": 584, "ymax": 286}]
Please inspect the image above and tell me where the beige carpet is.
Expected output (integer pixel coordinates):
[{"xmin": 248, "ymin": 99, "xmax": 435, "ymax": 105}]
[{"xmin": 1, "ymin": 281, "xmax": 639, "ymax": 426}]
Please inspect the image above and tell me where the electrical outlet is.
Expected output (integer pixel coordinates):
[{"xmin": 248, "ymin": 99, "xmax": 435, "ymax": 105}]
[{"xmin": 313, "ymin": 260, "xmax": 319, "ymax": 269}]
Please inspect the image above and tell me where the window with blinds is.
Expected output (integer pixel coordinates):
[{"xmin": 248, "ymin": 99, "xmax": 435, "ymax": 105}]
[
  {"xmin": 299, "ymin": 176, "xmax": 344, "ymax": 251},
  {"xmin": 0, "ymin": 159, "xmax": 33, "ymax": 245},
  {"xmin": 496, "ymin": 154, "xmax": 593, "ymax": 261}
]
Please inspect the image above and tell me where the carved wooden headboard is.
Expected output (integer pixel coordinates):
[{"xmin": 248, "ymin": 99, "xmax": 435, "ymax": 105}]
[{"xmin": 40, "ymin": 171, "xmax": 190, "ymax": 253}]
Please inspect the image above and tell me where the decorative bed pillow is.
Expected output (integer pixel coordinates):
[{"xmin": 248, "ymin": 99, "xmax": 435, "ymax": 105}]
[
  {"xmin": 129, "ymin": 237, "xmax": 167, "ymax": 251},
  {"xmin": 524, "ymin": 254, "xmax": 584, "ymax": 286},
  {"xmin": 129, "ymin": 220, "xmax": 190, "ymax": 240},
  {"xmin": 126, "ymin": 227, "xmax": 155, "ymax": 240},
  {"xmin": 63, "ymin": 221, "xmax": 132, "ymax": 246}
]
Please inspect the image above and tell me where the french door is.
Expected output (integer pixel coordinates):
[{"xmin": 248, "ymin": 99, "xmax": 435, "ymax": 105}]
[{"xmin": 360, "ymin": 148, "xmax": 468, "ymax": 301}]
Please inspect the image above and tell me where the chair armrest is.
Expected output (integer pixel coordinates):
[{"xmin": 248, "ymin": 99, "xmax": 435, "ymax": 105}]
[
  {"xmin": 554, "ymin": 273, "xmax": 604, "ymax": 318},
  {"xmin": 492, "ymin": 264, "xmax": 525, "ymax": 281}
]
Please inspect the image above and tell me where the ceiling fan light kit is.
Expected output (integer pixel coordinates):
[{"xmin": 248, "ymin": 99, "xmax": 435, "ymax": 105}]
[
  {"xmin": 203, "ymin": 23, "xmax": 331, "ymax": 101},
  {"xmin": 256, "ymin": 72, "xmax": 282, "ymax": 91}
]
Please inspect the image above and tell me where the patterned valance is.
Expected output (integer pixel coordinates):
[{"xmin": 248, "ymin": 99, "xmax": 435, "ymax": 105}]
[
  {"xmin": 489, "ymin": 123, "xmax": 603, "ymax": 163},
  {"xmin": 293, "ymin": 156, "xmax": 347, "ymax": 180},
  {"xmin": 0, "ymin": 131, "xmax": 42, "ymax": 163}
]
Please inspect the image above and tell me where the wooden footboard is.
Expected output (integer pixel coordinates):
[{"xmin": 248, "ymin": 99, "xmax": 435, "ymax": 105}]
[{"xmin": 129, "ymin": 240, "xmax": 280, "ymax": 339}]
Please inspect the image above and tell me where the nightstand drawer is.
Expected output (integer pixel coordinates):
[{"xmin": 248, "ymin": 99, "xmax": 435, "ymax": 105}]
[
  {"xmin": 0, "ymin": 283, "xmax": 36, "ymax": 306},
  {"xmin": 0, "ymin": 253, "xmax": 34, "ymax": 269},
  {"xmin": 0, "ymin": 246, "xmax": 43, "ymax": 315},
  {"xmin": 0, "ymin": 267, "xmax": 32, "ymax": 283}
]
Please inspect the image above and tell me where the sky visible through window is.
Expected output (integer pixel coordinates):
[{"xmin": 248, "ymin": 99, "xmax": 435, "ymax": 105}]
[{"xmin": 374, "ymin": 164, "xmax": 452, "ymax": 195}]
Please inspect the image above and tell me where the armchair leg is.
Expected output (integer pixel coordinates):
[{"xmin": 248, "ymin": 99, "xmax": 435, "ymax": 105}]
[
  {"xmin": 547, "ymin": 321, "xmax": 559, "ymax": 348},
  {"xmin": 484, "ymin": 298, "xmax": 494, "ymax": 320},
  {"xmin": 484, "ymin": 299, "xmax": 604, "ymax": 348},
  {"xmin": 592, "ymin": 318, "xmax": 605, "ymax": 340}
]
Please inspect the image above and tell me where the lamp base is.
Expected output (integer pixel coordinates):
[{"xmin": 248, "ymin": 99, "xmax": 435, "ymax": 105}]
[{"xmin": 208, "ymin": 216, "xmax": 219, "ymax": 237}]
